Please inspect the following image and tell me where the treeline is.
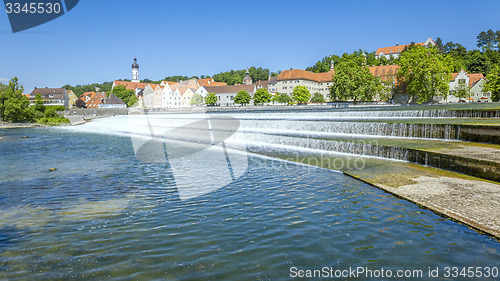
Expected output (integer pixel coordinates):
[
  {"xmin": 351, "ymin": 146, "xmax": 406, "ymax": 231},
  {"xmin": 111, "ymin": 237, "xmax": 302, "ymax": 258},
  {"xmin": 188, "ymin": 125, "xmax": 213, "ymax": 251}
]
[
  {"xmin": 63, "ymin": 68, "xmax": 281, "ymax": 92},
  {"xmin": 63, "ymin": 82, "xmax": 113, "ymax": 97},
  {"xmin": 212, "ymin": 67, "xmax": 279, "ymax": 85},
  {"xmin": 307, "ymin": 29, "xmax": 500, "ymax": 76}
]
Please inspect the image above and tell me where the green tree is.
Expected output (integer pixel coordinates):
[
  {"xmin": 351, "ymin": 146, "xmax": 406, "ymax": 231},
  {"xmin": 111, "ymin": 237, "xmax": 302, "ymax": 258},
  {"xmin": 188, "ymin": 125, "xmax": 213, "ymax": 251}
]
[
  {"xmin": 453, "ymin": 80, "xmax": 470, "ymax": 100},
  {"xmin": 272, "ymin": 92, "xmax": 291, "ymax": 105},
  {"xmin": 0, "ymin": 77, "xmax": 30, "ymax": 122},
  {"xmin": 484, "ymin": 64, "xmax": 500, "ymax": 102},
  {"xmin": 190, "ymin": 93, "xmax": 204, "ymax": 106},
  {"xmin": 111, "ymin": 85, "xmax": 137, "ymax": 107},
  {"xmin": 397, "ymin": 46, "xmax": 454, "ymax": 103},
  {"xmin": 163, "ymin": 75, "xmax": 189, "ymax": 82},
  {"xmin": 3, "ymin": 96, "xmax": 32, "ymax": 122},
  {"xmin": 63, "ymin": 82, "xmax": 113, "ymax": 97},
  {"xmin": 205, "ymin": 92, "xmax": 217, "ymax": 106},
  {"xmin": 465, "ymin": 50, "xmax": 492, "ymax": 75},
  {"xmin": 36, "ymin": 106, "xmax": 69, "ymax": 124},
  {"xmin": 310, "ymin": 92, "xmax": 326, "ymax": 103},
  {"xmin": 253, "ymin": 88, "xmax": 272, "ymax": 105},
  {"xmin": 379, "ymin": 79, "xmax": 396, "ymax": 102},
  {"xmin": 212, "ymin": 67, "xmax": 271, "ymax": 85},
  {"xmin": 34, "ymin": 93, "xmax": 46, "ymax": 113},
  {"xmin": 477, "ymin": 29, "xmax": 498, "ymax": 52},
  {"xmin": 292, "ymin": 85, "xmax": 311, "ymax": 104},
  {"xmin": 75, "ymin": 98, "xmax": 86, "ymax": 108},
  {"xmin": 234, "ymin": 90, "xmax": 251, "ymax": 106},
  {"xmin": 330, "ymin": 53, "xmax": 382, "ymax": 103}
]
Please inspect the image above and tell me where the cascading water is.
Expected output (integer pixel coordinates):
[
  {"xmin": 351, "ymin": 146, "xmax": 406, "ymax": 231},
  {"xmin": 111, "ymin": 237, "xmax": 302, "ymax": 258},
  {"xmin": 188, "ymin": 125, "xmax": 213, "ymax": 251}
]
[{"xmin": 60, "ymin": 108, "xmax": 499, "ymax": 171}]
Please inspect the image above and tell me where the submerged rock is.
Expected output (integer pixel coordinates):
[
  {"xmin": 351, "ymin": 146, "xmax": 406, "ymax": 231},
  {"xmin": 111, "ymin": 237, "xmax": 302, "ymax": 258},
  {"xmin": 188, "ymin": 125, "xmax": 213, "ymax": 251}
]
[{"xmin": 49, "ymin": 168, "xmax": 57, "ymax": 172}]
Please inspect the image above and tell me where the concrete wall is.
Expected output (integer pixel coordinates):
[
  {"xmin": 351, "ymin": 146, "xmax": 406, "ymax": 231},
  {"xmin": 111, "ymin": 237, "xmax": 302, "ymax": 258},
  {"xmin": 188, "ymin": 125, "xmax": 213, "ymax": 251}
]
[{"xmin": 62, "ymin": 108, "xmax": 128, "ymax": 124}]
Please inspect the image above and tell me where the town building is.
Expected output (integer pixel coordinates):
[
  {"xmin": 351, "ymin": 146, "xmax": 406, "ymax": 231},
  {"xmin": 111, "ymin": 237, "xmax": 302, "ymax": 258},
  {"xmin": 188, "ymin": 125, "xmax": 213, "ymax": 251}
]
[
  {"xmin": 197, "ymin": 78, "xmax": 227, "ymax": 87},
  {"xmin": 470, "ymin": 78, "xmax": 491, "ymax": 102},
  {"xmin": 27, "ymin": 87, "xmax": 69, "ymax": 107},
  {"xmin": 256, "ymin": 80, "xmax": 269, "ymax": 91},
  {"xmin": 445, "ymin": 70, "xmax": 490, "ymax": 103},
  {"xmin": 112, "ymin": 80, "xmax": 158, "ymax": 97},
  {"xmin": 276, "ymin": 62, "xmax": 335, "ymax": 101},
  {"xmin": 100, "ymin": 93, "xmax": 127, "ymax": 108},
  {"xmin": 194, "ymin": 86, "xmax": 209, "ymax": 98},
  {"xmin": 375, "ymin": 38, "xmax": 436, "ymax": 60},
  {"xmin": 80, "ymin": 92, "xmax": 106, "ymax": 108},
  {"xmin": 143, "ymin": 84, "xmax": 167, "ymax": 109},
  {"xmin": 170, "ymin": 83, "xmax": 195, "ymax": 108},
  {"xmin": 268, "ymin": 76, "xmax": 278, "ymax": 93},
  {"xmin": 181, "ymin": 88, "xmax": 194, "ymax": 107},
  {"xmin": 243, "ymin": 69, "xmax": 253, "ymax": 85},
  {"xmin": 369, "ymin": 65, "xmax": 399, "ymax": 84},
  {"xmin": 66, "ymin": 90, "xmax": 78, "ymax": 108},
  {"xmin": 205, "ymin": 84, "xmax": 256, "ymax": 106}
]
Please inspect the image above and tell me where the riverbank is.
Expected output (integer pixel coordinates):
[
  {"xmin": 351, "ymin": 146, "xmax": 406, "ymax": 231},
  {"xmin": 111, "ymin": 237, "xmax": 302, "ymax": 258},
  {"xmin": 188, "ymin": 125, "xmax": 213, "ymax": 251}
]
[{"xmin": 0, "ymin": 122, "xmax": 50, "ymax": 129}]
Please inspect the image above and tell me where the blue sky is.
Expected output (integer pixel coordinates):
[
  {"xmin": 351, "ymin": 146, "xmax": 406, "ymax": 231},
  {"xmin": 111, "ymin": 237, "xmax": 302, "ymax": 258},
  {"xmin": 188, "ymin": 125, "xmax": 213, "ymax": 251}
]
[{"xmin": 1, "ymin": 0, "xmax": 500, "ymax": 92}]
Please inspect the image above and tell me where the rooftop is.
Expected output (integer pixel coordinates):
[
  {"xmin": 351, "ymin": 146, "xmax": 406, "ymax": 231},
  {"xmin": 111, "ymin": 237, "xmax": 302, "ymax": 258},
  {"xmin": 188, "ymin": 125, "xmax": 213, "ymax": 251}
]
[{"xmin": 278, "ymin": 69, "xmax": 334, "ymax": 83}]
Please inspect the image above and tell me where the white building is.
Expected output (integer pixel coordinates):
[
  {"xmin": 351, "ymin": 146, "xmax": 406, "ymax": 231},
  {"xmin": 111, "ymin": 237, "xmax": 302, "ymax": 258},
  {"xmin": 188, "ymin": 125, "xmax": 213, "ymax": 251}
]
[
  {"xmin": 27, "ymin": 87, "xmax": 69, "ymax": 107},
  {"xmin": 375, "ymin": 38, "xmax": 436, "ymax": 60},
  {"xmin": 142, "ymin": 84, "xmax": 155, "ymax": 109},
  {"xmin": 445, "ymin": 70, "xmax": 489, "ymax": 103},
  {"xmin": 276, "ymin": 62, "xmax": 334, "ymax": 101},
  {"xmin": 194, "ymin": 86, "xmax": 208, "ymax": 98},
  {"xmin": 470, "ymin": 78, "xmax": 491, "ymax": 102},
  {"xmin": 268, "ymin": 76, "xmax": 278, "ymax": 93},
  {"xmin": 205, "ymin": 84, "xmax": 256, "ymax": 106}
]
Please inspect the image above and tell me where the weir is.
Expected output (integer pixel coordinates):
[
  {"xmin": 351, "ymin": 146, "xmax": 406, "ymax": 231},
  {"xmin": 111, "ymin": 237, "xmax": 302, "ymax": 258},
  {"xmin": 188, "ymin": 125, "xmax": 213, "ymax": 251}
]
[{"xmin": 64, "ymin": 108, "xmax": 500, "ymax": 183}]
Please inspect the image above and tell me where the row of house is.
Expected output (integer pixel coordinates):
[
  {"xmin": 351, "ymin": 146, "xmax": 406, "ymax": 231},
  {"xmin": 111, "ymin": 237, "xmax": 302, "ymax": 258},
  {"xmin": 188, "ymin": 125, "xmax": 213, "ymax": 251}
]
[
  {"xmin": 112, "ymin": 78, "xmax": 211, "ymax": 109},
  {"xmin": 108, "ymin": 58, "xmax": 390, "ymax": 108},
  {"xmin": 113, "ymin": 45, "xmax": 494, "ymax": 109},
  {"xmin": 375, "ymin": 38, "xmax": 492, "ymax": 102},
  {"xmin": 25, "ymin": 87, "xmax": 127, "ymax": 109}
]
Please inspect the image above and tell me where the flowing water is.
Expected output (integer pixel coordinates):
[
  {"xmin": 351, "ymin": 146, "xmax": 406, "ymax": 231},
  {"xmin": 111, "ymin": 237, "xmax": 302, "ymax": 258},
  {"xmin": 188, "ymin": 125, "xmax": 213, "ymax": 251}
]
[{"xmin": 0, "ymin": 110, "xmax": 499, "ymax": 280}]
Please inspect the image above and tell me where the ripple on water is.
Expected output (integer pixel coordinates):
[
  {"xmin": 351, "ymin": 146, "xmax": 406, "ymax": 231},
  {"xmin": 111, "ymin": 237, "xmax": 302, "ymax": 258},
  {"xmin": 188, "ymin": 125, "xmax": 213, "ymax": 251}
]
[{"xmin": 1, "ymin": 129, "xmax": 500, "ymax": 280}]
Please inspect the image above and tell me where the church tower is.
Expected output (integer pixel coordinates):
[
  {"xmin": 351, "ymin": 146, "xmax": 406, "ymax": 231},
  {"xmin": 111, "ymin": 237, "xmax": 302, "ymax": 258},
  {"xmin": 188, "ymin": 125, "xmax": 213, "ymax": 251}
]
[
  {"xmin": 132, "ymin": 57, "xmax": 139, "ymax": 82},
  {"xmin": 243, "ymin": 69, "xmax": 252, "ymax": 85}
]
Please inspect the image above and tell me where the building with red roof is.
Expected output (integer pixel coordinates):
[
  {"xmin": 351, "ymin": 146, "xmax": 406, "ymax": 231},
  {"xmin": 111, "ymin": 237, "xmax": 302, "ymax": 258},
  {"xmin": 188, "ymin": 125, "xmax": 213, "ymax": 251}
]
[{"xmin": 376, "ymin": 38, "xmax": 435, "ymax": 60}]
